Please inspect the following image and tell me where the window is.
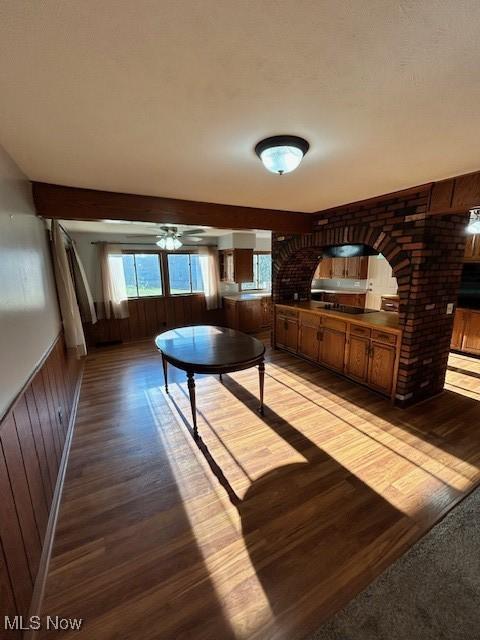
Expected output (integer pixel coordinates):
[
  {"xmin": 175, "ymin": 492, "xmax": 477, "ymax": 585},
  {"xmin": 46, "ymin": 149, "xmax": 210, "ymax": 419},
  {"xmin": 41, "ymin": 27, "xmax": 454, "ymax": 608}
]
[
  {"xmin": 122, "ymin": 253, "xmax": 163, "ymax": 297},
  {"xmin": 241, "ymin": 253, "xmax": 272, "ymax": 290},
  {"xmin": 168, "ymin": 253, "xmax": 206, "ymax": 294}
]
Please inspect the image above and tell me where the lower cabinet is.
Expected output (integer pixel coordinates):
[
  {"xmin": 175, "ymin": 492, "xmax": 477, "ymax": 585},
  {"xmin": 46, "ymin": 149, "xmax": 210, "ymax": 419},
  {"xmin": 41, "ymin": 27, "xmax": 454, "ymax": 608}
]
[
  {"xmin": 275, "ymin": 305, "xmax": 400, "ymax": 398},
  {"xmin": 346, "ymin": 334, "xmax": 370, "ymax": 382},
  {"xmin": 451, "ymin": 308, "xmax": 480, "ymax": 355},
  {"xmin": 320, "ymin": 328, "xmax": 346, "ymax": 372},
  {"xmin": 276, "ymin": 313, "xmax": 298, "ymax": 352},
  {"xmin": 368, "ymin": 342, "xmax": 396, "ymax": 395},
  {"xmin": 298, "ymin": 312, "xmax": 321, "ymax": 361},
  {"xmin": 223, "ymin": 296, "xmax": 272, "ymax": 333}
]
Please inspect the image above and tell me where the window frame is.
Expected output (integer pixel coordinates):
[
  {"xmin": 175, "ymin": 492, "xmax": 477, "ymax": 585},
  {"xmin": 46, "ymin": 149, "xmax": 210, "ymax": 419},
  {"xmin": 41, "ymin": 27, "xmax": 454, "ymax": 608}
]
[
  {"xmin": 240, "ymin": 251, "xmax": 272, "ymax": 291},
  {"xmin": 166, "ymin": 250, "xmax": 206, "ymax": 296},
  {"xmin": 121, "ymin": 249, "xmax": 206, "ymax": 299},
  {"xmin": 121, "ymin": 250, "xmax": 165, "ymax": 299}
]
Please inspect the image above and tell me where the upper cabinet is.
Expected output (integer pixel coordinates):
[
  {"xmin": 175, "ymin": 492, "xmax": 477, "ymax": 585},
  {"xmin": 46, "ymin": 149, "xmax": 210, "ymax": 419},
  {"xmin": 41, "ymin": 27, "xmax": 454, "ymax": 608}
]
[
  {"xmin": 219, "ymin": 249, "xmax": 254, "ymax": 283},
  {"xmin": 313, "ymin": 256, "xmax": 368, "ymax": 280},
  {"xmin": 464, "ymin": 234, "xmax": 480, "ymax": 261}
]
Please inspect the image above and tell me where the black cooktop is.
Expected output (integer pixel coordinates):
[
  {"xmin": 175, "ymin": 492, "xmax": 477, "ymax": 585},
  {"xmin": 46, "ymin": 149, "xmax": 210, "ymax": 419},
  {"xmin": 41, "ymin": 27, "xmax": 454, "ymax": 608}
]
[{"xmin": 321, "ymin": 303, "xmax": 377, "ymax": 315}]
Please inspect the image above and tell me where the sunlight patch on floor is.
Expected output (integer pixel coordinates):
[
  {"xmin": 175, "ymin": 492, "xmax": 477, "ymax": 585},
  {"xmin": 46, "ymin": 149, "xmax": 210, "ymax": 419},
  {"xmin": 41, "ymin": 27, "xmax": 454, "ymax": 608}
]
[{"xmin": 145, "ymin": 383, "xmax": 277, "ymax": 640}]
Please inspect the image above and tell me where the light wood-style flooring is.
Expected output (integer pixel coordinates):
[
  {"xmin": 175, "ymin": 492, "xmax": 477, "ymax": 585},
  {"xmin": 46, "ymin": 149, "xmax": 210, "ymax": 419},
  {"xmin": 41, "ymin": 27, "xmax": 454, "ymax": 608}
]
[{"xmin": 39, "ymin": 337, "xmax": 480, "ymax": 639}]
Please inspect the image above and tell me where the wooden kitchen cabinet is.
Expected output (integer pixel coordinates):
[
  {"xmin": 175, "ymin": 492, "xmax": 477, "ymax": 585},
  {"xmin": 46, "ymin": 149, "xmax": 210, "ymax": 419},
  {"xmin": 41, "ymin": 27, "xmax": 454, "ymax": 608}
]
[
  {"xmin": 219, "ymin": 249, "xmax": 254, "ymax": 283},
  {"xmin": 462, "ymin": 311, "xmax": 480, "ymax": 354},
  {"xmin": 261, "ymin": 297, "xmax": 273, "ymax": 327},
  {"xmin": 274, "ymin": 304, "xmax": 401, "ymax": 398},
  {"xmin": 451, "ymin": 309, "xmax": 466, "ymax": 350},
  {"xmin": 238, "ymin": 300, "xmax": 263, "ymax": 333},
  {"xmin": 275, "ymin": 315, "xmax": 298, "ymax": 352},
  {"xmin": 368, "ymin": 342, "xmax": 396, "ymax": 395},
  {"xmin": 298, "ymin": 312, "xmax": 321, "ymax": 361},
  {"xmin": 346, "ymin": 334, "xmax": 370, "ymax": 382},
  {"xmin": 331, "ymin": 258, "xmax": 346, "ymax": 278},
  {"xmin": 320, "ymin": 328, "xmax": 347, "ymax": 372},
  {"xmin": 223, "ymin": 296, "xmax": 272, "ymax": 333},
  {"xmin": 224, "ymin": 298, "xmax": 238, "ymax": 329},
  {"xmin": 346, "ymin": 256, "xmax": 369, "ymax": 279},
  {"xmin": 314, "ymin": 256, "xmax": 368, "ymax": 280},
  {"xmin": 450, "ymin": 308, "xmax": 480, "ymax": 354},
  {"xmin": 315, "ymin": 257, "xmax": 333, "ymax": 279}
]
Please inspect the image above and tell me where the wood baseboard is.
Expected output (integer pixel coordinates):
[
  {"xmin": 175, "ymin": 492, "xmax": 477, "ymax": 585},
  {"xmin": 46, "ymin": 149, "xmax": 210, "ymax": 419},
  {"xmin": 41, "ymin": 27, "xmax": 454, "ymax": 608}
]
[{"xmin": 24, "ymin": 359, "xmax": 85, "ymax": 640}]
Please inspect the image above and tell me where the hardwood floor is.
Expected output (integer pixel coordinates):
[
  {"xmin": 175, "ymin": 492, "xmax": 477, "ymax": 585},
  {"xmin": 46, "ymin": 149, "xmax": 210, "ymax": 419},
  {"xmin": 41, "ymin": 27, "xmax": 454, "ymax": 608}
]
[{"xmin": 38, "ymin": 338, "xmax": 480, "ymax": 639}]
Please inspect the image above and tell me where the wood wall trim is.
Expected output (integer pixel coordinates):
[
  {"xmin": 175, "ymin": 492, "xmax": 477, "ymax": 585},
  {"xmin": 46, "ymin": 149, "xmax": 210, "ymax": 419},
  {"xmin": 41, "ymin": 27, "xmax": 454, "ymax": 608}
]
[
  {"xmin": 313, "ymin": 169, "xmax": 480, "ymax": 219},
  {"xmin": 0, "ymin": 335, "xmax": 82, "ymax": 632},
  {"xmin": 0, "ymin": 331, "xmax": 63, "ymax": 428},
  {"xmin": 32, "ymin": 182, "xmax": 313, "ymax": 233},
  {"xmin": 26, "ymin": 359, "xmax": 85, "ymax": 640}
]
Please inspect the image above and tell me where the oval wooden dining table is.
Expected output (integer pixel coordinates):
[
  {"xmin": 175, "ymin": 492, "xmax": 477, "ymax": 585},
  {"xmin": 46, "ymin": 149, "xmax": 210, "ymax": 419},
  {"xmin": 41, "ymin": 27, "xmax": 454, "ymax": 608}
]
[{"xmin": 155, "ymin": 325, "xmax": 266, "ymax": 439}]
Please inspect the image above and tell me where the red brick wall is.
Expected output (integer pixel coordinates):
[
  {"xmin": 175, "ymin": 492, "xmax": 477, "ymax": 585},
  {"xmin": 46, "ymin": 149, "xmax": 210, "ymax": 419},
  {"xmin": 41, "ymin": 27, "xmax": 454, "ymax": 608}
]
[{"xmin": 272, "ymin": 188, "xmax": 469, "ymax": 406}]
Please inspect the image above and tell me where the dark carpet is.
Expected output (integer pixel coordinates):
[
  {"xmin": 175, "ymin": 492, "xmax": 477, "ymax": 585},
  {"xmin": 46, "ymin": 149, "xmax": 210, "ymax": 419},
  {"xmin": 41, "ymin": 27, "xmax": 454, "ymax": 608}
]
[{"xmin": 306, "ymin": 485, "xmax": 480, "ymax": 640}]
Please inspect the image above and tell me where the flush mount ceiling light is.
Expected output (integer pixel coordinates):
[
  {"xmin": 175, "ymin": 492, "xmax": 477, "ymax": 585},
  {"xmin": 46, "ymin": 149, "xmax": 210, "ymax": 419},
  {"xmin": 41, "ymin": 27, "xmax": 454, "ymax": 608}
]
[
  {"xmin": 255, "ymin": 135, "xmax": 310, "ymax": 175},
  {"xmin": 467, "ymin": 209, "xmax": 480, "ymax": 234}
]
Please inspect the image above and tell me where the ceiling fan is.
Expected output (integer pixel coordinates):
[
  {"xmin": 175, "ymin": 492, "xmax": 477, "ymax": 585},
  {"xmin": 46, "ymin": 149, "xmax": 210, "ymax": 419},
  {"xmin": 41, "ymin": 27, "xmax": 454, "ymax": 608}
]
[{"xmin": 126, "ymin": 225, "xmax": 206, "ymax": 249}]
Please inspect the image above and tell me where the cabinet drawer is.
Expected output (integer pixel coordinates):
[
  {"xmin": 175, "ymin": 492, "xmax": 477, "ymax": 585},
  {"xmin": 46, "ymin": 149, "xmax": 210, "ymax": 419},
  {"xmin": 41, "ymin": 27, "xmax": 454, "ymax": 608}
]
[
  {"xmin": 276, "ymin": 306, "xmax": 298, "ymax": 319},
  {"xmin": 350, "ymin": 324, "xmax": 371, "ymax": 338},
  {"xmin": 299, "ymin": 311, "xmax": 321, "ymax": 327},
  {"xmin": 371, "ymin": 329, "xmax": 397, "ymax": 345},
  {"xmin": 321, "ymin": 316, "xmax": 347, "ymax": 332}
]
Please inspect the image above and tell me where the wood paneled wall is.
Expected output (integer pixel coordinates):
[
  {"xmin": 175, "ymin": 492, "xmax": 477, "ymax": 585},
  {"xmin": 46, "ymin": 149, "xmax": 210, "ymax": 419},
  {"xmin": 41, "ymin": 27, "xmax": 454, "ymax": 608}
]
[
  {"xmin": 0, "ymin": 335, "xmax": 81, "ymax": 629},
  {"xmin": 85, "ymin": 294, "xmax": 225, "ymax": 346}
]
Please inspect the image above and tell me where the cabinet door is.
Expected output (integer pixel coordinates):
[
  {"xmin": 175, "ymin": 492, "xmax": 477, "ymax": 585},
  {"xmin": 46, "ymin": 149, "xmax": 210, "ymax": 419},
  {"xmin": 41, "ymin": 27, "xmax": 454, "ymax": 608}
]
[
  {"xmin": 224, "ymin": 300, "xmax": 238, "ymax": 329},
  {"xmin": 346, "ymin": 335, "xmax": 370, "ymax": 382},
  {"xmin": 450, "ymin": 310, "xmax": 466, "ymax": 350},
  {"xmin": 318, "ymin": 257, "xmax": 333, "ymax": 279},
  {"xmin": 261, "ymin": 298, "xmax": 273, "ymax": 327},
  {"xmin": 298, "ymin": 314, "xmax": 321, "ymax": 361},
  {"xmin": 331, "ymin": 258, "xmax": 346, "ymax": 278},
  {"xmin": 319, "ymin": 328, "xmax": 346, "ymax": 372},
  {"xmin": 462, "ymin": 311, "xmax": 480, "ymax": 354},
  {"xmin": 238, "ymin": 300, "xmax": 262, "ymax": 333},
  {"xmin": 276, "ymin": 316, "xmax": 298, "ymax": 352},
  {"xmin": 234, "ymin": 249, "xmax": 254, "ymax": 283},
  {"xmin": 225, "ymin": 252, "xmax": 234, "ymax": 283},
  {"xmin": 368, "ymin": 342, "xmax": 396, "ymax": 395}
]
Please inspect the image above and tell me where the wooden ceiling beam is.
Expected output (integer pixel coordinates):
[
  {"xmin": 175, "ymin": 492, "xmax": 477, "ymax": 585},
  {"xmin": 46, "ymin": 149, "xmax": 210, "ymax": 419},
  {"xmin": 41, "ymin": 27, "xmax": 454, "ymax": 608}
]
[{"xmin": 32, "ymin": 182, "xmax": 313, "ymax": 233}]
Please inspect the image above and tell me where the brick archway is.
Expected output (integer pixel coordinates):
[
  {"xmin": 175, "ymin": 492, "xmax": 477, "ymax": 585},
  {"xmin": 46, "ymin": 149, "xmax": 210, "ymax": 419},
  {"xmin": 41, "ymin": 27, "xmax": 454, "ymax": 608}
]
[
  {"xmin": 272, "ymin": 225, "xmax": 411, "ymax": 325},
  {"xmin": 271, "ymin": 208, "xmax": 468, "ymax": 406}
]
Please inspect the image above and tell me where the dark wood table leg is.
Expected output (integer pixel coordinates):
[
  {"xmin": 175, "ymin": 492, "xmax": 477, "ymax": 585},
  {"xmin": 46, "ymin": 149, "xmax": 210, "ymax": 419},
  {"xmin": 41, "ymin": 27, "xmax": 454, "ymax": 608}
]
[
  {"xmin": 161, "ymin": 353, "xmax": 168, "ymax": 393},
  {"xmin": 187, "ymin": 371, "xmax": 198, "ymax": 439},
  {"xmin": 219, "ymin": 373, "xmax": 223, "ymax": 383},
  {"xmin": 258, "ymin": 359, "xmax": 265, "ymax": 415}
]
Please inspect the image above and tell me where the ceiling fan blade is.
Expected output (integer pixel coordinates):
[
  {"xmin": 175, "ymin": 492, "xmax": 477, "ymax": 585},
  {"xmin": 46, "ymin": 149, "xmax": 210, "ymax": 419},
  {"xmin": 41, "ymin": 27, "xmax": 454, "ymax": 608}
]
[{"xmin": 179, "ymin": 228, "xmax": 206, "ymax": 236}]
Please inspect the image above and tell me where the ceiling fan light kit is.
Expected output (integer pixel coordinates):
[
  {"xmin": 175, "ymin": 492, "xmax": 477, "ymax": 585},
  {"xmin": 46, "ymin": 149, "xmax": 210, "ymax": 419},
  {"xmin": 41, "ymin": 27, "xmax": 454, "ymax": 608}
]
[{"xmin": 255, "ymin": 135, "xmax": 310, "ymax": 175}]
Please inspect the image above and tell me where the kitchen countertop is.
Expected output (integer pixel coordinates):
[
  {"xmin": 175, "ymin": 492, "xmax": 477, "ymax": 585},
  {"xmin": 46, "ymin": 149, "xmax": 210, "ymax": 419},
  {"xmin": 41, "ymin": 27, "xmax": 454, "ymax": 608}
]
[
  {"xmin": 223, "ymin": 292, "xmax": 271, "ymax": 301},
  {"xmin": 276, "ymin": 300, "xmax": 401, "ymax": 332},
  {"xmin": 311, "ymin": 288, "xmax": 367, "ymax": 295}
]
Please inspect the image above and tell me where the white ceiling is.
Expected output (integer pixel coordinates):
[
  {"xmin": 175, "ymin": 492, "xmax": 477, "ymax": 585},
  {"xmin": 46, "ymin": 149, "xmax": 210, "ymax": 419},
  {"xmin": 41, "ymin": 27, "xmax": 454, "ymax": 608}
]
[{"xmin": 1, "ymin": 1, "xmax": 480, "ymax": 212}]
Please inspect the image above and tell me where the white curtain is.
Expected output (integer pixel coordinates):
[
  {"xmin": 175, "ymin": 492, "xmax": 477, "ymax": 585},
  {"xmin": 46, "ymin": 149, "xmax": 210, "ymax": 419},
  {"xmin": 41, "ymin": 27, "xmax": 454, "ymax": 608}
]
[
  {"xmin": 71, "ymin": 242, "xmax": 97, "ymax": 324},
  {"xmin": 199, "ymin": 246, "xmax": 221, "ymax": 310},
  {"xmin": 99, "ymin": 243, "xmax": 129, "ymax": 319},
  {"xmin": 51, "ymin": 221, "xmax": 87, "ymax": 357}
]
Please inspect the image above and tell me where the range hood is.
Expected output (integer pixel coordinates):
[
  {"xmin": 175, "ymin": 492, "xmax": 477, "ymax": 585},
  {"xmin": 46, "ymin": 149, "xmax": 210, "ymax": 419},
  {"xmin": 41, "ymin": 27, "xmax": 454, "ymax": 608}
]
[{"xmin": 322, "ymin": 244, "xmax": 379, "ymax": 258}]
